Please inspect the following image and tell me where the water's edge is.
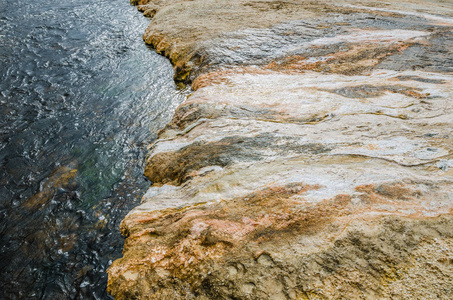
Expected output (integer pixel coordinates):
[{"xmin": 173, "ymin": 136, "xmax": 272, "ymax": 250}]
[{"xmin": 0, "ymin": 0, "xmax": 188, "ymax": 297}]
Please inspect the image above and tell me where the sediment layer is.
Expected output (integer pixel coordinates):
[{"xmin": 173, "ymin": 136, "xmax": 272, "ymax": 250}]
[{"xmin": 108, "ymin": 0, "xmax": 453, "ymax": 298}]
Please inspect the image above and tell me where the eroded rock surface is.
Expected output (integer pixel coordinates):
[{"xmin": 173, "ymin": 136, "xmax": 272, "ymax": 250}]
[{"xmin": 108, "ymin": 0, "xmax": 453, "ymax": 298}]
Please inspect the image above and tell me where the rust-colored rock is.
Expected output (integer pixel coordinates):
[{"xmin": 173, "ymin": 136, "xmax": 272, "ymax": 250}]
[{"xmin": 108, "ymin": 0, "xmax": 453, "ymax": 298}]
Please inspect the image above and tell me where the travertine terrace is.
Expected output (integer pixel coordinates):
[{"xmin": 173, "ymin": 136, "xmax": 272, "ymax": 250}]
[{"xmin": 108, "ymin": 0, "xmax": 453, "ymax": 299}]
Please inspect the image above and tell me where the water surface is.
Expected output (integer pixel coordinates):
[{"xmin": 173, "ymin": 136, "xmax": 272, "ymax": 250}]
[{"xmin": 0, "ymin": 0, "xmax": 186, "ymax": 298}]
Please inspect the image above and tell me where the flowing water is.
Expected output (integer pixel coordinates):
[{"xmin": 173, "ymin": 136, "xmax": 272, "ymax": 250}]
[{"xmin": 0, "ymin": 0, "xmax": 187, "ymax": 298}]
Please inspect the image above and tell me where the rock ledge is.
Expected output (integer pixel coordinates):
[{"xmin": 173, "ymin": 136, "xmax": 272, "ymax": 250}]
[{"xmin": 108, "ymin": 0, "xmax": 453, "ymax": 299}]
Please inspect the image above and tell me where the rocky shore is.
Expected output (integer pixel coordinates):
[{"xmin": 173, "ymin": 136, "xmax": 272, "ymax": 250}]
[{"xmin": 108, "ymin": 0, "xmax": 453, "ymax": 299}]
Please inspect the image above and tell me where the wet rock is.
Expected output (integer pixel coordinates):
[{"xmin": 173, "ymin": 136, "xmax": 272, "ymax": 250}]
[
  {"xmin": 108, "ymin": 0, "xmax": 453, "ymax": 298},
  {"xmin": 21, "ymin": 164, "xmax": 78, "ymax": 210}
]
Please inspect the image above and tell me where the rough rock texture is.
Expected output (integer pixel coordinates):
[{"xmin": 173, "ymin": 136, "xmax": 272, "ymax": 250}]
[{"xmin": 108, "ymin": 0, "xmax": 453, "ymax": 299}]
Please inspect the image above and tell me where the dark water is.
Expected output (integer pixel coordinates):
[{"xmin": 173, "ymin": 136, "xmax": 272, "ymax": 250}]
[{"xmin": 0, "ymin": 0, "xmax": 186, "ymax": 298}]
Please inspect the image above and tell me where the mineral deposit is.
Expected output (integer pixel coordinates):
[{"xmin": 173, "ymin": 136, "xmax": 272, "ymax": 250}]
[{"xmin": 108, "ymin": 0, "xmax": 453, "ymax": 299}]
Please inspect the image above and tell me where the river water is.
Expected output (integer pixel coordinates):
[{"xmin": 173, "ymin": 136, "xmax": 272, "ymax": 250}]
[{"xmin": 0, "ymin": 0, "xmax": 186, "ymax": 298}]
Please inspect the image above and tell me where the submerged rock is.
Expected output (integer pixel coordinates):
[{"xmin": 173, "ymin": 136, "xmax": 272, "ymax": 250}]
[{"xmin": 108, "ymin": 0, "xmax": 453, "ymax": 298}]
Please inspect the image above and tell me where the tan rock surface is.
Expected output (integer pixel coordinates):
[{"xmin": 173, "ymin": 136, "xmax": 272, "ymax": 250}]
[{"xmin": 108, "ymin": 0, "xmax": 453, "ymax": 299}]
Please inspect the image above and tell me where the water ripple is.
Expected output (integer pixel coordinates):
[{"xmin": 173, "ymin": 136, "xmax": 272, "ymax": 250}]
[{"xmin": 0, "ymin": 0, "xmax": 187, "ymax": 298}]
